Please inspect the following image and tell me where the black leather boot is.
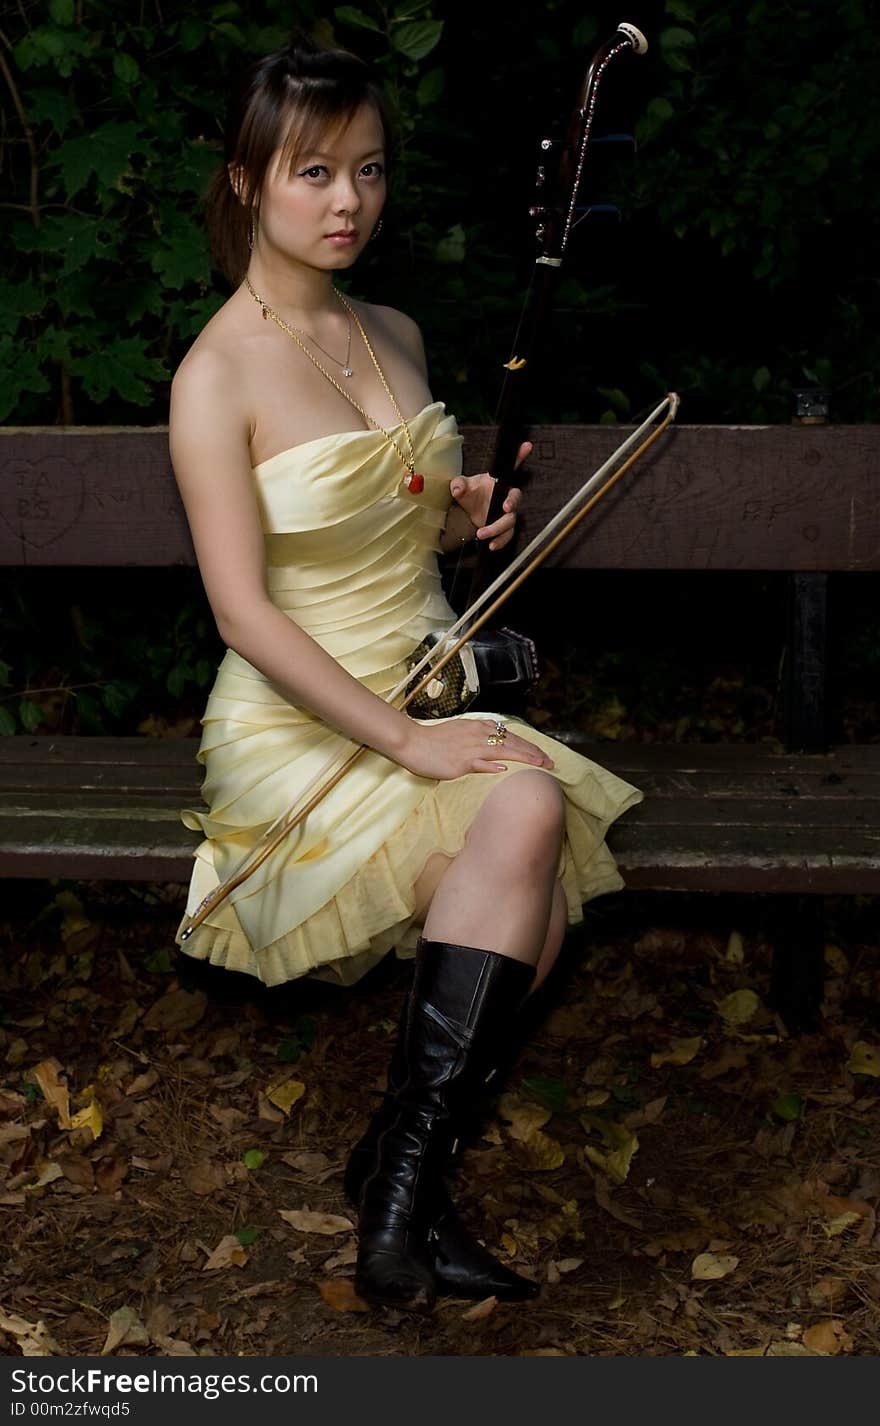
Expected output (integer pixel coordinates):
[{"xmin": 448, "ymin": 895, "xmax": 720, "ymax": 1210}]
[
  {"xmin": 353, "ymin": 937, "xmax": 536, "ymax": 1310},
  {"xmin": 344, "ymin": 978, "xmax": 541, "ymax": 1301}
]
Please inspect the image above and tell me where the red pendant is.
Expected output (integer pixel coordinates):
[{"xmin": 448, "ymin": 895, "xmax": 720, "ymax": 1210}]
[{"xmin": 404, "ymin": 472, "xmax": 425, "ymax": 494}]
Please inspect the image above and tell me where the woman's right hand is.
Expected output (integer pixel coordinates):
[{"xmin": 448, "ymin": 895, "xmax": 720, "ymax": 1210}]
[{"xmin": 397, "ymin": 717, "xmax": 555, "ymax": 781}]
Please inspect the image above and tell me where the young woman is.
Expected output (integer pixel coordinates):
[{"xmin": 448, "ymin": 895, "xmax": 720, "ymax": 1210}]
[{"xmin": 170, "ymin": 36, "xmax": 643, "ymax": 1312}]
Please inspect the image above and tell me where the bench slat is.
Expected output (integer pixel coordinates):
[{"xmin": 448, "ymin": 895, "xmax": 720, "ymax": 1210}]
[
  {"xmin": 614, "ymin": 825, "xmax": 880, "ymax": 894},
  {"xmin": 3, "ymin": 735, "xmax": 879, "ymax": 892},
  {"xmin": 3, "ymin": 426, "xmax": 879, "ymax": 571},
  {"xmin": 2, "ymin": 738, "xmax": 876, "ymax": 791},
  {"xmin": 4, "ymin": 790, "xmax": 877, "ymax": 830},
  {"xmin": 3, "ymin": 814, "xmax": 877, "ymax": 892}
]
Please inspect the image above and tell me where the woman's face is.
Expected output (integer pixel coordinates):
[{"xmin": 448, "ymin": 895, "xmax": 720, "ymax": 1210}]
[{"xmin": 257, "ymin": 101, "xmax": 387, "ymax": 270}]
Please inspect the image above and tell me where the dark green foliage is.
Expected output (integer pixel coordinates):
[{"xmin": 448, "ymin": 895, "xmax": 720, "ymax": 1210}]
[
  {"xmin": 2, "ymin": 0, "xmax": 877, "ymax": 426},
  {"xmin": 0, "ymin": 567, "xmax": 224, "ymax": 736}
]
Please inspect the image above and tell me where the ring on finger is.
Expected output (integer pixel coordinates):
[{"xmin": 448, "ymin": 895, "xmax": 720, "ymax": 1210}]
[{"xmin": 486, "ymin": 719, "xmax": 508, "ymax": 748}]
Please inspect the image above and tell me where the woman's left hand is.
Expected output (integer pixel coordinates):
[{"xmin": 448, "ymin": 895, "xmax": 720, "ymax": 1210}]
[{"xmin": 448, "ymin": 440, "xmax": 532, "ymax": 551}]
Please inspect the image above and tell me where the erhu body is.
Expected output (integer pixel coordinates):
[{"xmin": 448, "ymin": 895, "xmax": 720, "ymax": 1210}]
[{"xmin": 404, "ymin": 20, "xmax": 650, "ymax": 719}]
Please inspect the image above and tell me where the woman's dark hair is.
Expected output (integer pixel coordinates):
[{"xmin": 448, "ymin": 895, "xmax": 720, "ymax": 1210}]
[{"xmin": 205, "ymin": 34, "xmax": 395, "ymax": 286}]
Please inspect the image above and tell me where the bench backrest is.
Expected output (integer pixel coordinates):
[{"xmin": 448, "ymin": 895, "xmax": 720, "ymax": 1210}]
[{"xmin": 1, "ymin": 426, "xmax": 878, "ymax": 571}]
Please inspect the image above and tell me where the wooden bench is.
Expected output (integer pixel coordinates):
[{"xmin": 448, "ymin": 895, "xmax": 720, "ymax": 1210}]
[{"xmin": 2, "ymin": 423, "xmax": 878, "ymax": 1027}]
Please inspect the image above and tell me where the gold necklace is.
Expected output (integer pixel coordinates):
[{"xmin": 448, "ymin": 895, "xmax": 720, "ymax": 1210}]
[{"xmin": 244, "ymin": 276, "xmax": 426, "ymax": 493}]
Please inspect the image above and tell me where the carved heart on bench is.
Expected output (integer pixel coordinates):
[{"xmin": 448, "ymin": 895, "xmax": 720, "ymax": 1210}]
[{"xmin": 0, "ymin": 455, "xmax": 85, "ymax": 553}]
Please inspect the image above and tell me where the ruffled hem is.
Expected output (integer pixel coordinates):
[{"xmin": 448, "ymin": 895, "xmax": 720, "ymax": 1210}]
[{"xmin": 173, "ymin": 738, "xmax": 643, "ymax": 988}]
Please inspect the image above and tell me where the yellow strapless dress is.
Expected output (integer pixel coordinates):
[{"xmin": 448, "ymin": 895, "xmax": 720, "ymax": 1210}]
[{"xmin": 173, "ymin": 401, "xmax": 643, "ymax": 987}]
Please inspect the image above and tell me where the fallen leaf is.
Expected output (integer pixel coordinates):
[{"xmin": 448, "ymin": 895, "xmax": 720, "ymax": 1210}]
[
  {"xmin": 725, "ymin": 930, "xmax": 745, "ymax": 964},
  {"xmin": 266, "ymin": 1078, "xmax": 306, "ymax": 1115},
  {"xmin": 142, "ymin": 987, "xmax": 207, "ymax": 1033},
  {"xmin": 182, "ymin": 1160, "xmax": 226, "ymax": 1195},
  {"xmin": 131, "ymin": 1152, "xmax": 173, "ymax": 1175},
  {"xmin": 592, "ymin": 1174, "xmax": 644, "ymax": 1228},
  {"xmin": 278, "ymin": 1209, "xmax": 354, "ymax": 1235},
  {"xmin": 101, "ymin": 1306, "xmax": 150, "ymax": 1355},
  {"xmin": 151, "ymin": 1335, "xmax": 199, "ymax": 1356},
  {"xmin": 30, "ymin": 1060, "xmax": 72, "ymax": 1129},
  {"xmin": 0, "ymin": 1310, "xmax": 64, "ymax": 1356},
  {"xmin": 623, "ymin": 1096, "xmax": 667, "ymax": 1131},
  {"xmin": 823, "ymin": 1211, "xmax": 861, "ymax": 1238},
  {"xmin": 24, "ymin": 1160, "xmax": 64, "ymax": 1191},
  {"xmin": 208, "ymin": 1105, "xmax": 248, "ymax": 1134},
  {"xmin": 496, "ymin": 1093, "xmax": 552, "ymax": 1140},
  {"xmin": 124, "ymin": 1069, "xmax": 159, "ymax": 1097},
  {"xmin": 691, "ymin": 1252, "xmax": 739, "ymax": 1280},
  {"xmin": 257, "ymin": 1092, "xmax": 285, "ymax": 1123},
  {"xmin": 581, "ymin": 1089, "xmax": 610, "ymax": 1108},
  {"xmin": 808, "ymin": 1278, "xmax": 848, "ymax": 1308},
  {"xmin": 317, "ymin": 1279, "xmax": 369, "ymax": 1313},
  {"xmin": 651, "ymin": 1036, "xmax": 702, "ymax": 1068},
  {"xmin": 716, "ymin": 989, "xmax": 761, "ymax": 1025},
  {"xmin": 643, "ymin": 1229, "xmax": 708, "ymax": 1257},
  {"xmin": 802, "ymin": 1320, "xmax": 853, "ymax": 1356},
  {"xmin": 69, "ymin": 1087, "xmax": 102, "ymax": 1141},
  {"xmin": 282, "ymin": 1150, "xmax": 332, "ymax": 1175},
  {"xmin": 824, "ymin": 944, "xmax": 849, "ymax": 976},
  {"xmin": 323, "ymin": 1243, "xmax": 358, "ymax": 1271},
  {"xmin": 58, "ymin": 1154, "xmax": 94, "ymax": 1190},
  {"xmin": 461, "ymin": 1295, "xmax": 498, "ymax": 1321},
  {"xmin": 579, "ymin": 1113, "xmax": 639, "ymax": 1186},
  {"xmin": 203, "ymin": 1234, "xmax": 248, "ymax": 1271},
  {"xmin": 522, "ymin": 1130, "xmax": 566, "ymax": 1171},
  {"xmin": 95, "ymin": 1155, "xmax": 127, "ymax": 1195},
  {"xmin": 0, "ymin": 1123, "xmax": 30, "ymax": 1145},
  {"xmin": 847, "ymin": 1041, "xmax": 880, "ymax": 1078}
]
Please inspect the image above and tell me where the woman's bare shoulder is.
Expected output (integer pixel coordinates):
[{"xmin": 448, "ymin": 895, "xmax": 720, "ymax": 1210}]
[
  {"xmin": 173, "ymin": 296, "xmax": 245, "ymax": 383},
  {"xmin": 170, "ymin": 297, "xmax": 253, "ymax": 436},
  {"xmin": 168, "ymin": 298, "xmax": 256, "ymax": 459},
  {"xmin": 350, "ymin": 297, "xmax": 426, "ymax": 368}
]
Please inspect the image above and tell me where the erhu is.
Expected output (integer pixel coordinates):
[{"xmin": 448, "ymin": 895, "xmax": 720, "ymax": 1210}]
[
  {"xmin": 403, "ymin": 20, "xmax": 652, "ymax": 717},
  {"xmin": 180, "ymin": 20, "xmax": 677, "ymax": 943}
]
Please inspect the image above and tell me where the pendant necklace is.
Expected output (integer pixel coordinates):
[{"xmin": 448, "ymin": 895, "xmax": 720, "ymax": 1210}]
[{"xmin": 244, "ymin": 276, "xmax": 427, "ymax": 493}]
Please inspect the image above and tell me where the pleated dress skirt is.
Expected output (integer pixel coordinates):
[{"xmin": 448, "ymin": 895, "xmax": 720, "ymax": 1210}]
[{"xmin": 173, "ymin": 402, "xmax": 644, "ymax": 987}]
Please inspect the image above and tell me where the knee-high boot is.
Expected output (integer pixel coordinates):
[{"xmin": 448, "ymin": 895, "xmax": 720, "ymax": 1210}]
[
  {"xmin": 344, "ymin": 971, "xmax": 542, "ymax": 1300},
  {"xmin": 353, "ymin": 936, "xmax": 536, "ymax": 1310}
]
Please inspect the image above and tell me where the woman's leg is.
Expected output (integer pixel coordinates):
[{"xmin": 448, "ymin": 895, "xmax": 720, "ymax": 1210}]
[
  {"xmin": 354, "ymin": 772, "xmax": 570, "ymax": 1307},
  {"xmin": 417, "ymin": 769, "xmax": 569, "ymax": 975}
]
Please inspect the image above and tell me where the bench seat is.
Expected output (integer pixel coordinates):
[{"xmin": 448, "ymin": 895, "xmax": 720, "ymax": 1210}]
[{"xmin": 3, "ymin": 733, "xmax": 878, "ymax": 895}]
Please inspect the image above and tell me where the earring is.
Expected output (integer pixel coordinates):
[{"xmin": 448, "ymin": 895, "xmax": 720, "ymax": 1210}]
[
  {"xmin": 247, "ymin": 213, "xmax": 255, "ymax": 250},
  {"xmin": 369, "ymin": 217, "xmax": 384, "ymax": 242}
]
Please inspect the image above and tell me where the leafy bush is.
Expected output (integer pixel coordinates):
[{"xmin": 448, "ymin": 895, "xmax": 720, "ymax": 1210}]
[{"xmin": 3, "ymin": 0, "xmax": 876, "ymax": 427}]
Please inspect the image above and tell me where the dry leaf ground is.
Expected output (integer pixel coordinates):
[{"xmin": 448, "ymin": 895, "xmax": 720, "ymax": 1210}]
[{"xmin": 1, "ymin": 880, "xmax": 878, "ymax": 1357}]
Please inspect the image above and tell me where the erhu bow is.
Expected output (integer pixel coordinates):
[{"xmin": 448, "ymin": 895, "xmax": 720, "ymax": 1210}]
[{"xmin": 180, "ymin": 19, "xmax": 672, "ymax": 944}]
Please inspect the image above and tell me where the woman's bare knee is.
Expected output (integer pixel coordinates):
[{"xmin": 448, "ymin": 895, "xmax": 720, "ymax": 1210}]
[{"xmin": 465, "ymin": 769, "xmax": 565, "ymax": 866}]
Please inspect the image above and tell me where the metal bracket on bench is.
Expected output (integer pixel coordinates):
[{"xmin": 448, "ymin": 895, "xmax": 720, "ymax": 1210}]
[{"xmin": 784, "ymin": 571, "xmax": 828, "ymax": 754}]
